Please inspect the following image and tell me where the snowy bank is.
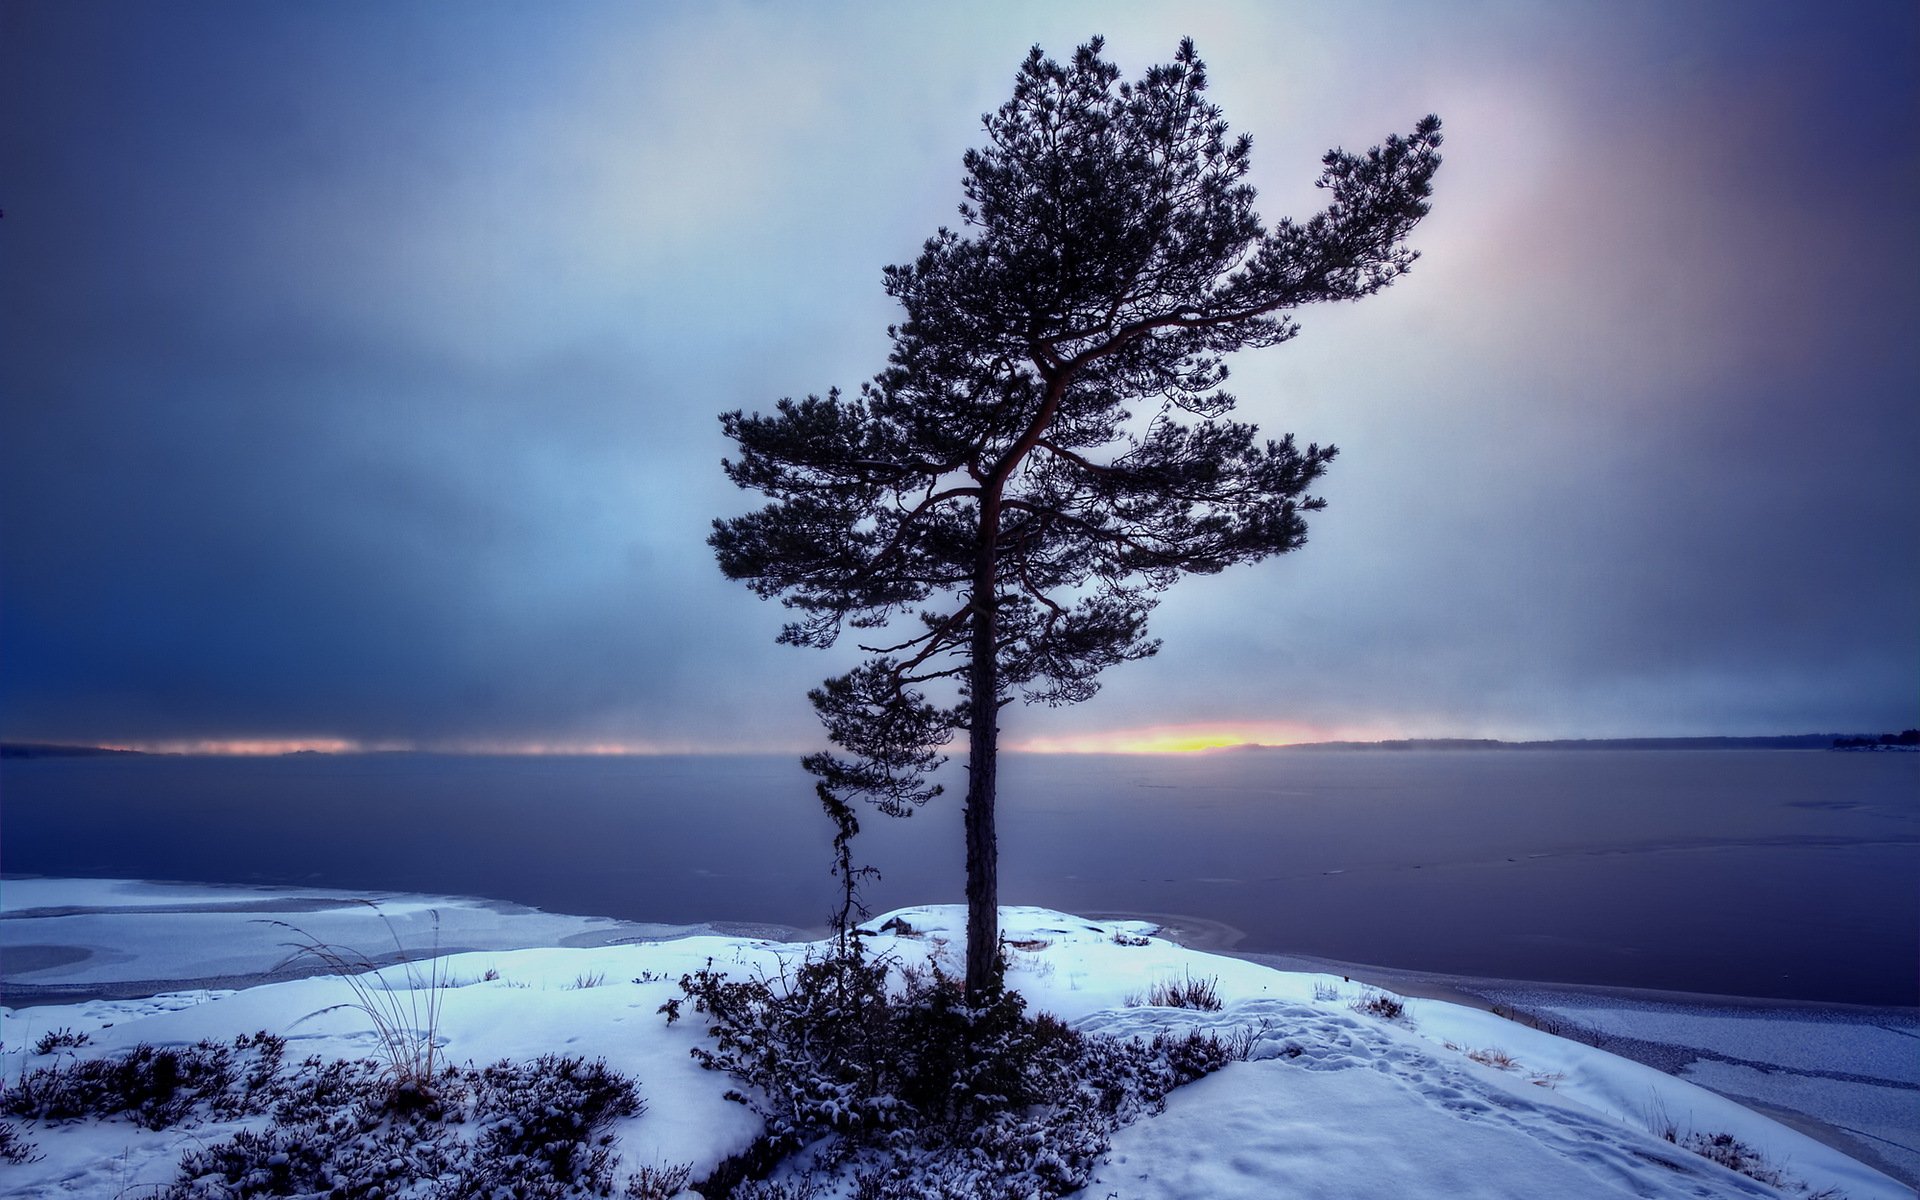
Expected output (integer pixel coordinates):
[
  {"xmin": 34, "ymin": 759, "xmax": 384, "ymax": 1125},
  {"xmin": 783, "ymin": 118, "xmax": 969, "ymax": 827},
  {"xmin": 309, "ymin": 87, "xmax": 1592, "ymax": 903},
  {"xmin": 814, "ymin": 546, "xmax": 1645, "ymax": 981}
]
[{"xmin": 0, "ymin": 883, "xmax": 1910, "ymax": 1198}]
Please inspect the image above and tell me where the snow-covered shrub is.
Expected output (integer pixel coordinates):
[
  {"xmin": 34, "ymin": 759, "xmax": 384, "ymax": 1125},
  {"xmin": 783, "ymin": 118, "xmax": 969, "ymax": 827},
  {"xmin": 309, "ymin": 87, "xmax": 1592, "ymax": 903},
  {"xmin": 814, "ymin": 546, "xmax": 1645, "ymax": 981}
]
[
  {"xmin": 162, "ymin": 1052, "xmax": 642, "ymax": 1199},
  {"xmin": 814, "ymin": 1022, "xmax": 1231, "ymax": 1200},
  {"xmin": 679, "ymin": 939, "xmax": 1235, "ymax": 1198},
  {"xmin": 1135, "ymin": 971, "xmax": 1222, "ymax": 1011},
  {"xmin": 878, "ymin": 961, "xmax": 1084, "ymax": 1129},
  {"xmin": 680, "ymin": 941, "xmax": 900, "ymax": 1147},
  {"xmin": 168, "ymin": 1113, "xmax": 461, "ymax": 1199},
  {"xmin": 5, "ymin": 1031, "xmax": 644, "ymax": 1198},
  {"xmin": 31, "ymin": 1027, "xmax": 90, "ymax": 1056},
  {"xmin": 468, "ymin": 1053, "xmax": 640, "ymax": 1188},
  {"xmin": 1681, "ymin": 1131, "xmax": 1788, "ymax": 1188},
  {"xmin": 623, "ymin": 1161, "xmax": 694, "ymax": 1198},
  {"xmin": 1645, "ymin": 1096, "xmax": 1835, "ymax": 1194},
  {"xmin": 1213, "ymin": 1018, "xmax": 1277, "ymax": 1062},
  {"xmin": 0, "ymin": 1120, "xmax": 41, "ymax": 1165},
  {"xmin": 679, "ymin": 942, "xmax": 1082, "ymax": 1150},
  {"xmin": 733, "ymin": 1178, "xmax": 825, "ymax": 1200},
  {"xmin": 2, "ymin": 1030, "xmax": 285, "ymax": 1129},
  {"xmin": 268, "ymin": 1055, "xmax": 394, "ymax": 1125}
]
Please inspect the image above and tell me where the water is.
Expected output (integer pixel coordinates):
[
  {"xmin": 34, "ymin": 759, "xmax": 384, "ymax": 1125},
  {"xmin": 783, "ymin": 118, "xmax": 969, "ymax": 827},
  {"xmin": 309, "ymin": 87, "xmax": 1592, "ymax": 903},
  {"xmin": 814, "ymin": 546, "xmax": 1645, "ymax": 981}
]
[{"xmin": 3, "ymin": 749, "xmax": 1915, "ymax": 1004}]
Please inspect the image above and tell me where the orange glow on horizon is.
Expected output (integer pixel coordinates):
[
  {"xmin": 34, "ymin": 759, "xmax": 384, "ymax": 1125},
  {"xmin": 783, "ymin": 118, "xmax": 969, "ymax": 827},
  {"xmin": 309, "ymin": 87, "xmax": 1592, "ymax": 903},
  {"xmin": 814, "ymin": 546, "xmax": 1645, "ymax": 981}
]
[
  {"xmin": 433, "ymin": 739, "xmax": 699, "ymax": 756},
  {"xmin": 93, "ymin": 736, "xmax": 768, "ymax": 757},
  {"xmin": 92, "ymin": 724, "xmax": 1394, "ymax": 757},
  {"xmin": 99, "ymin": 738, "xmax": 371, "ymax": 756},
  {"xmin": 1009, "ymin": 721, "xmax": 1385, "ymax": 754}
]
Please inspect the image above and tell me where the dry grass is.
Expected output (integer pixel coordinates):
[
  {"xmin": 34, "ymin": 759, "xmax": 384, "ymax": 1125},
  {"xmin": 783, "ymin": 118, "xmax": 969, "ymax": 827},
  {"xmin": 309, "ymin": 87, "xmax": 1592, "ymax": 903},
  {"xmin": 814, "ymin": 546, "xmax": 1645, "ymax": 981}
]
[
  {"xmin": 269, "ymin": 902, "xmax": 449, "ymax": 1104},
  {"xmin": 1681, "ymin": 1131, "xmax": 1791, "ymax": 1188},
  {"xmin": 1128, "ymin": 972, "xmax": 1223, "ymax": 1011},
  {"xmin": 1351, "ymin": 989, "xmax": 1406, "ymax": 1021},
  {"xmin": 1467, "ymin": 1046, "xmax": 1519, "ymax": 1070},
  {"xmin": 624, "ymin": 1161, "xmax": 695, "ymax": 1198},
  {"xmin": 1642, "ymin": 1094, "xmax": 1826, "ymax": 1192},
  {"xmin": 31, "ymin": 1028, "xmax": 90, "ymax": 1056}
]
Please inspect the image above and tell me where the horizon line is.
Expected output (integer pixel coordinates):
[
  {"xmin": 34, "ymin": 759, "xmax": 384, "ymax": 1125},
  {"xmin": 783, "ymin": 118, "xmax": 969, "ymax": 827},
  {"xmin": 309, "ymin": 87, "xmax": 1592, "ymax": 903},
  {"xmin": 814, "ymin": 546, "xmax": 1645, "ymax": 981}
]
[{"xmin": 1, "ymin": 730, "xmax": 1898, "ymax": 760}]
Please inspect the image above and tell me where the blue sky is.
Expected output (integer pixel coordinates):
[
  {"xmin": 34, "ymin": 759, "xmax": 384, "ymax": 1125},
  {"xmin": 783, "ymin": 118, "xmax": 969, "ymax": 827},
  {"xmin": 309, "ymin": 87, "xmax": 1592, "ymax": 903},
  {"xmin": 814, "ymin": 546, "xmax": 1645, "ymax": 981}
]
[{"xmin": 2, "ymin": 1, "xmax": 1915, "ymax": 752}]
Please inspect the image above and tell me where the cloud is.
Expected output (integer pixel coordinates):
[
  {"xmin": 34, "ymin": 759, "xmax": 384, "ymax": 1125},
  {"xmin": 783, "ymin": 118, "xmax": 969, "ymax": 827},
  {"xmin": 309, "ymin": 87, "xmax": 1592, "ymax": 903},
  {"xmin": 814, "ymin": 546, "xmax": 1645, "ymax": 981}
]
[{"xmin": 2, "ymin": 1, "xmax": 1913, "ymax": 750}]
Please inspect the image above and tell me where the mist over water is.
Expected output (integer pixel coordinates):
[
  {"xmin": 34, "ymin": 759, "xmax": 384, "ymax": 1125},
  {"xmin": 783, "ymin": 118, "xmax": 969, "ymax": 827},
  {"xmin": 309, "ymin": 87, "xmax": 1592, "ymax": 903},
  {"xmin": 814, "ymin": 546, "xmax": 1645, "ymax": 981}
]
[{"xmin": 4, "ymin": 750, "xmax": 1914, "ymax": 1005}]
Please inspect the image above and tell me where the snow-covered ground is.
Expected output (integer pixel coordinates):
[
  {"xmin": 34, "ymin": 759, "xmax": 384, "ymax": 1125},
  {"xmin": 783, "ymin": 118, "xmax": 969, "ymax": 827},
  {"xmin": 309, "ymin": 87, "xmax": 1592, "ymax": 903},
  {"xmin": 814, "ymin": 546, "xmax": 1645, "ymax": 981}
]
[
  {"xmin": 0, "ymin": 877, "xmax": 807, "ymax": 1000},
  {"xmin": 1470, "ymin": 986, "xmax": 1920, "ymax": 1188},
  {"xmin": 2, "ymin": 879, "xmax": 1911, "ymax": 1198}
]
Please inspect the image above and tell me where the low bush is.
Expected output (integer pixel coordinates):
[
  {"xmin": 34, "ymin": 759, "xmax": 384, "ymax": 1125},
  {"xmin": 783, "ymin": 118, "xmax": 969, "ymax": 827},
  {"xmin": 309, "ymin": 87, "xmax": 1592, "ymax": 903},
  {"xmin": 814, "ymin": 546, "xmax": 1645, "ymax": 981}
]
[
  {"xmin": 0, "ymin": 1120, "xmax": 41, "ymax": 1165},
  {"xmin": 1351, "ymin": 989, "xmax": 1406, "ymax": 1021},
  {"xmin": 679, "ymin": 938, "xmax": 1234, "ymax": 1198},
  {"xmin": 3, "ymin": 1031, "xmax": 285, "ymax": 1130},
  {"xmin": 170, "ymin": 1113, "xmax": 461, "ymax": 1198},
  {"xmin": 1136, "ymin": 972, "xmax": 1222, "ymax": 1011},
  {"xmin": 268, "ymin": 1055, "xmax": 391, "ymax": 1126},
  {"xmin": 1216, "ymin": 1019, "xmax": 1279, "ymax": 1061},
  {"xmin": 166, "ymin": 1053, "xmax": 640, "ymax": 1199},
  {"xmin": 624, "ymin": 1161, "xmax": 695, "ymax": 1199},
  {"xmin": 32, "ymin": 1028, "xmax": 91, "ymax": 1056},
  {"xmin": 1680, "ymin": 1131, "xmax": 1786, "ymax": 1187},
  {"xmin": 681, "ymin": 944, "xmax": 1073, "ymax": 1146},
  {"xmin": 734, "ymin": 1180, "xmax": 824, "ymax": 1200},
  {"xmin": 1645, "ymin": 1097, "xmax": 1839, "ymax": 1194},
  {"xmin": 4, "ymin": 1031, "xmax": 644, "ymax": 1199}
]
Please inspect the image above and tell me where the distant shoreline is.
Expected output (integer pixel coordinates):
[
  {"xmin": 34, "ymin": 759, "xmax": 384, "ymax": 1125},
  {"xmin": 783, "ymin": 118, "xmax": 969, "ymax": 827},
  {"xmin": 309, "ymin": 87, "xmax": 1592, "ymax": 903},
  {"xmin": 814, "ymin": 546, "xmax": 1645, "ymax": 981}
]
[
  {"xmin": 1243, "ymin": 735, "xmax": 1882, "ymax": 752},
  {"xmin": 4, "ymin": 733, "xmax": 1910, "ymax": 759}
]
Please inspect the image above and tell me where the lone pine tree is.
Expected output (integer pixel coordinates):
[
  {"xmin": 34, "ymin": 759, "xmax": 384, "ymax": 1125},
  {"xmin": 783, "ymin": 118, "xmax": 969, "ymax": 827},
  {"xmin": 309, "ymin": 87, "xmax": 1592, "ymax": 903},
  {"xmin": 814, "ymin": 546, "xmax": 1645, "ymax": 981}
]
[{"xmin": 713, "ymin": 37, "xmax": 1441, "ymax": 996}]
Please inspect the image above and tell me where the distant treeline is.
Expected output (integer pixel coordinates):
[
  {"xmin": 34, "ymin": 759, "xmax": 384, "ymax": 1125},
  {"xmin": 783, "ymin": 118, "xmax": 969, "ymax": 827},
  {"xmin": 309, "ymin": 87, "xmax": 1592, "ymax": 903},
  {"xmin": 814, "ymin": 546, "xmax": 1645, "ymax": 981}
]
[
  {"xmin": 7, "ymin": 734, "xmax": 1915, "ymax": 759},
  {"xmin": 1831, "ymin": 729, "xmax": 1920, "ymax": 750},
  {"xmin": 1264, "ymin": 735, "xmax": 1878, "ymax": 752},
  {"xmin": 0, "ymin": 743, "xmax": 143, "ymax": 759}
]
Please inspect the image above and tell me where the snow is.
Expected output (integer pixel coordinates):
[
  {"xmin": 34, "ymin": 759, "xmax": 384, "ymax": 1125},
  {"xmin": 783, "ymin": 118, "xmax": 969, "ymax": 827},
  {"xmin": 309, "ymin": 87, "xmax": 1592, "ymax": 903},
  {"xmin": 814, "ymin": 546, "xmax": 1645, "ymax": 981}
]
[
  {"xmin": 1081, "ymin": 1061, "xmax": 1694, "ymax": 1199},
  {"xmin": 1518, "ymin": 999, "xmax": 1920, "ymax": 1085},
  {"xmin": 2, "ymin": 882, "xmax": 1910, "ymax": 1199},
  {"xmin": 1, "ymin": 876, "xmax": 795, "ymax": 993},
  {"xmin": 1464, "ymin": 990, "xmax": 1920, "ymax": 1182}
]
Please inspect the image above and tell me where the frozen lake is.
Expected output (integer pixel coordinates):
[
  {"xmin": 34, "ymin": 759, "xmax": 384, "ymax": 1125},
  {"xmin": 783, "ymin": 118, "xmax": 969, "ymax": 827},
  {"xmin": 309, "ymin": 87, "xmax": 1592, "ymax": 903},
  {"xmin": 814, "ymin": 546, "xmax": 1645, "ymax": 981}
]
[{"xmin": 3, "ymin": 748, "xmax": 1915, "ymax": 1004}]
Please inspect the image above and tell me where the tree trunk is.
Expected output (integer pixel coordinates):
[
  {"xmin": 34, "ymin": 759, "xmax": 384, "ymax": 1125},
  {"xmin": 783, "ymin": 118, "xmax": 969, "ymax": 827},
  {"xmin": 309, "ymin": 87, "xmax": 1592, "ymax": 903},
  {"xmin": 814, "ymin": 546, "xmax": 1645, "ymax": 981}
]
[{"xmin": 962, "ymin": 497, "xmax": 1002, "ymax": 999}]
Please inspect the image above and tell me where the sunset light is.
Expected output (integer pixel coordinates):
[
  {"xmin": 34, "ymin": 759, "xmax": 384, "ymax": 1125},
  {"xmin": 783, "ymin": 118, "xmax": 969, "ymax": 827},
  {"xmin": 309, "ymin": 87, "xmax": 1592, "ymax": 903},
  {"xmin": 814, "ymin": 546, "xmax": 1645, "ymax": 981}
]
[
  {"xmin": 84, "ymin": 729, "xmax": 1413, "ymax": 757},
  {"xmin": 93, "ymin": 737, "xmax": 712, "ymax": 757},
  {"xmin": 1010, "ymin": 722, "xmax": 1374, "ymax": 754},
  {"xmin": 98, "ymin": 738, "xmax": 371, "ymax": 756}
]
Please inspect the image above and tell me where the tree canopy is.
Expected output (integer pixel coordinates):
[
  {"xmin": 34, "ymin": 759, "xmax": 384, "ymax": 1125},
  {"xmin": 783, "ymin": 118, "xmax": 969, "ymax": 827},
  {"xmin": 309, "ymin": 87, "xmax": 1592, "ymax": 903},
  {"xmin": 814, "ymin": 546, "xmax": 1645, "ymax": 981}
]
[{"xmin": 714, "ymin": 37, "xmax": 1442, "ymax": 993}]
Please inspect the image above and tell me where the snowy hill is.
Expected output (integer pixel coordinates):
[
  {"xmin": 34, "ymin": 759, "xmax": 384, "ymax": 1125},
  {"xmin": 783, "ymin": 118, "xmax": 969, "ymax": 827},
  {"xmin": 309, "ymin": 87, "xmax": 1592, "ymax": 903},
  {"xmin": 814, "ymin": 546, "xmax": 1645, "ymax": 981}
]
[{"xmin": 0, "ymin": 881, "xmax": 1908, "ymax": 1198}]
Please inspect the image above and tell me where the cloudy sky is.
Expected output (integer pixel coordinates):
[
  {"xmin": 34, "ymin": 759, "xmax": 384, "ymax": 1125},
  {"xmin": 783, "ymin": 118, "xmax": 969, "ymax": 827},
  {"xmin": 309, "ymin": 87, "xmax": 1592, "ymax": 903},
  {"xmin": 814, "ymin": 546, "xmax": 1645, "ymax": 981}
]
[{"xmin": 2, "ymin": 1, "xmax": 1914, "ymax": 754}]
